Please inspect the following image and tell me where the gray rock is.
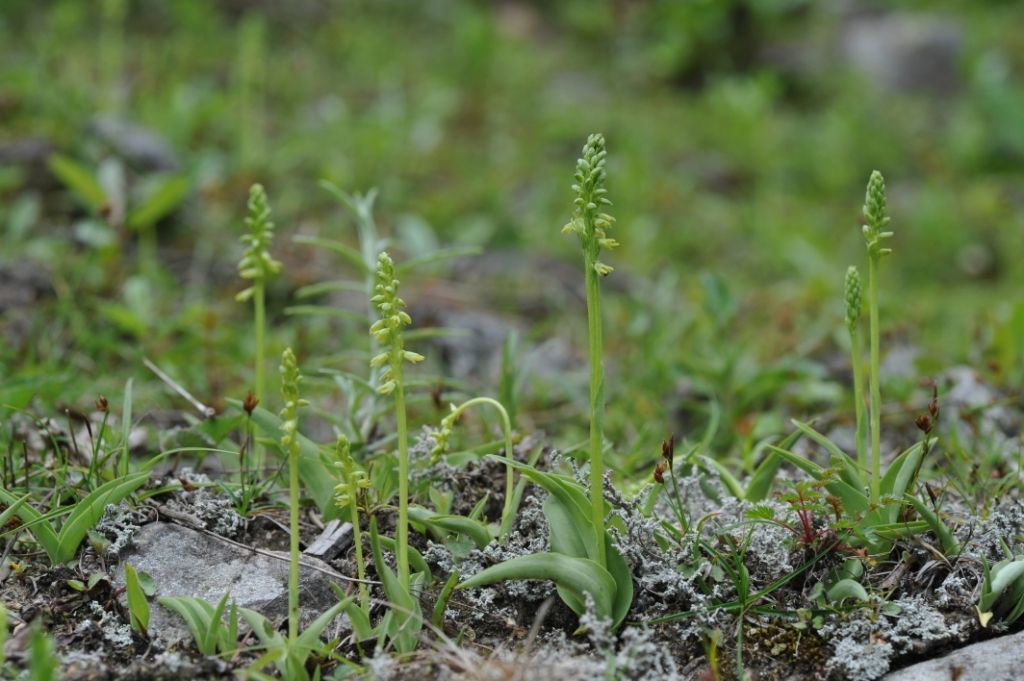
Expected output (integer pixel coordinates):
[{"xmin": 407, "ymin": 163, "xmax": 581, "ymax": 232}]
[
  {"xmin": 841, "ymin": 12, "xmax": 963, "ymax": 95},
  {"xmin": 116, "ymin": 522, "xmax": 348, "ymax": 649},
  {"xmin": 883, "ymin": 630, "xmax": 1024, "ymax": 681},
  {"xmin": 89, "ymin": 116, "xmax": 180, "ymax": 171}
]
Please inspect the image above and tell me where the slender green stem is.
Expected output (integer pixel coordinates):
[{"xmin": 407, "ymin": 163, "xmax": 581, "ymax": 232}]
[
  {"xmin": 584, "ymin": 262, "xmax": 607, "ymax": 570},
  {"xmin": 849, "ymin": 327, "xmax": 868, "ymax": 482},
  {"xmin": 445, "ymin": 397, "xmax": 516, "ymax": 541},
  {"xmin": 288, "ymin": 441, "xmax": 300, "ymax": 642},
  {"xmin": 253, "ymin": 280, "xmax": 266, "ymax": 473},
  {"xmin": 393, "ymin": 366, "xmax": 411, "ymax": 592},
  {"xmin": 254, "ymin": 281, "xmax": 266, "ymax": 403},
  {"xmin": 867, "ymin": 256, "xmax": 882, "ymax": 503}
]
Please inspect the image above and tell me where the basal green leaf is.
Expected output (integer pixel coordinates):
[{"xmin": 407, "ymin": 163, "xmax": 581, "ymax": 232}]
[{"xmin": 458, "ymin": 553, "xmax": 616, "ymax": 622}]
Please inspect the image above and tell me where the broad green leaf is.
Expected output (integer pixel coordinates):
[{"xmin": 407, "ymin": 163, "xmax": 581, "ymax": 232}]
[
  {"xmin": 128, "ymin": 174, "xmax": 189, "ymax": 229},
  {"xmin": 458, "ymin": 553, "xmax": 616, "ymax": 622},
  {"xmin": 881, "ymin": 440, "xmax": 930, "ymax": 523},
  {"xmin": 790, "ymin": 419, "xmax": 864, "ymax": 491},
  {"xmin": 904, "ymin": 494, "xmax": 959, "ymax": 555},
  {"xmin": 57, "ymin": 471, "xmax": 149, "ymax": 563},
  {"xmin": 396, "ymin": 245, "xmax": 482, "ymax": 273},
  {"xmin": 48, "ymin": 154, "xmax": 105, "ymax": 211},
  {"xmin": 767, "ymin": 445, "xmax": 869, "ymax": 516},
  {"xmin": 292, "ymin": 235, "xmax": 368, "ymax": 273},
  {"xmin": 125, "ymin": 563, "xmax": 150, "ymax": 635},
  {"xmin": 408, "ymin": 507, "xmax": 492, "ymax": 549},
  {"xmin": 0, "ymin": 488, "xmax": 60, "ymax": 561},
  {"xmin": 827, "ymin": 578, "xmax": 869, "ymax": 603},
  {"xmin": 701, "ymin": 455, "xmax": 745, "ymax": 499},
  {"xmin": 746, "ymin": 427, "xmax": 805, "ymax": 502},
  {"xmin": 376, "ymin": 535, "xmax": 431, "ymax": 581},
  {"xmin": 980, "ymin": 559, "xmax": 1024, "ymax": 613},
  {"xmin": 369, "ymin": 521, "xmax": 421, "ymax": 653},
  {"xmin": 159, "ymin": 596, "xmax": 219, "ymax": 656},
  {"xmin": 294, "ymin": 596, "xmax": 352, "ymax": 653},
  {"xmin": 432, "ymin": 571, "xmax": 460, "ymax": 629}
]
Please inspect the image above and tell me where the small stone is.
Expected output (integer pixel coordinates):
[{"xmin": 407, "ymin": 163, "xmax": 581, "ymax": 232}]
[{"xmin": 115, "ymin": 522, "xmax": 347, "ymax": 649}]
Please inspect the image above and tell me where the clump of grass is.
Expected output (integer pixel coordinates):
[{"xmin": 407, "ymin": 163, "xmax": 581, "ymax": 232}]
[
  {"xmin": 561, "ymin": 133, "xmax": 618, "ymax": 569},
  {"xmin": 861, "ymin": 171, "xmax": 893, "ymax": 503},
  {"xmin": 370, "ymin": 251, "xmax": 424, "ymax": 591},
  {"xmin": 279, "ymin": 346, "xmax": 309, "ymax": 642}
]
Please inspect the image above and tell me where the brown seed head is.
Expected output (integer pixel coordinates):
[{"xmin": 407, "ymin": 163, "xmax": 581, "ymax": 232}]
[
  {"xmin": 661, "ymin": 434, "xmax": 675, "ymax": 466},
  {"xmin": 915, "ymin": 414, "xmax": 932, "ymax": 433},
  {"xmin": 96, "ymin": 395, "xmax": 109, "ymax": 412},
  {"xmin": 654, "ymin": 461, "xmax": 667, "ymax": 484},
  {"xmin": 243, "ymin": 390, "xmax": 259, "ymax": 415}
]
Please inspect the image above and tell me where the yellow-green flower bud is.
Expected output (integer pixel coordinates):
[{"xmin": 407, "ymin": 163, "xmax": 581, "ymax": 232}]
[{"xmin": 844, "ymin": 266, "xmax": 861, "ymax": 334}]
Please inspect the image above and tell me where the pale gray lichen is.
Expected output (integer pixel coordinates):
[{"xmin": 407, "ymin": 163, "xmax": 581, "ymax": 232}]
[
  {"xmin": 94, "ymin": 501, "xmax": 146, "ymax": 558},
  {"xmin": 822, "ymin": 596, "xmax": 968, "ymax": 680},
  {"xmin": 162, "ymin": 468, "xmax": 245, "ymax": 537},
  {"xmin": 87, "ymin": 601, "xmax": 134, "ymax": 650}
]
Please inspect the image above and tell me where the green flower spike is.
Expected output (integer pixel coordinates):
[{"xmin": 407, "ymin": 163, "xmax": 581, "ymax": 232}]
[
  {"xmin": 369, "ymin": 252, "xmax": 424, "ymax": 396},
  {"xmin": 861, "ymin": 170, "xmax": 893, "ymax": 504},
  {"xmin": 237, "ymin": 183, "xmax": 282, "ymax": 443},
  {"xmin": 844, "ymin": 265, "xmax": 867, "ymax": 477},
  {"xmin": 562, "ymin": 133, "xmax": 618, "ymax": 571},
  {"xmin": 844, "ymin": 266, "xmax": 862, "ymax": 335},
  {"xmin": 333, "ymin": 435, "xmax": 370, "ymax": 618},
  {"xmin": 279, "ymin": 347, "xmax": 308, "ymax": 643},
  {"xmin": 237, "ymin": 184, "xmax": 282, "ymax": 302},
  {"xmin": 562, "ymin": 133, "xmax": 618, "ymax": 277},
  {"xmin": 862, "ymin": 170, "xmax": 893, "ymax": 259},
  {"xmin": 369, "ymin": 250, "xmax": 423, "ymax": 592}
]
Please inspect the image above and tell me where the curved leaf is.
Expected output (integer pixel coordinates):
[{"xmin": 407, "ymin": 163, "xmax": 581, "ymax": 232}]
[
  {"xmin": 458, "ymin": 553, "xmax": 616, "ymax": 621},
  {"xmin": 827, "ymin": 578, "xmax": 869, "ymax": 603},
  {"xmin": 407, "ymin": 507, "xmax": 492, "ymax": 549}
]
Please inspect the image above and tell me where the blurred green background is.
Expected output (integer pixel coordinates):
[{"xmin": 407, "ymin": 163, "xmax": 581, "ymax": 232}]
[{"xmin": 2, "ymin": 0, "xmax": 1022, "ymax": 474}]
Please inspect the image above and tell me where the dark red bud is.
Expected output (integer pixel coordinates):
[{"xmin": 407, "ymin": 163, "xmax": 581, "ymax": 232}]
[
  {"xmin": 96, "ymin": 395, "xmax": 108, "ymax": 412},
  {"xmin": 915, "ymin": 414, "xmax": 932, "ymax": 433},
  {"xmin": 243, "ymin": 390, "xmax": 259, "ymax": 415},
  {"xmin": 654, "ymin": 461, "xmax": 667, "ymax": 484},
  {"xmin": 661, "ymin": 435, "xmax": 675, "ymax": 466}
]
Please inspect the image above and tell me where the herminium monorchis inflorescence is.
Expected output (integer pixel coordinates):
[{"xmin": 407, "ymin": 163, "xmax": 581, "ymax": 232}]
[
  {"xmin": 861, "ymin": 170, "xmax": 893, "ymax": 504},
  {"xmin": 279, "ymin": 347, "xmax": 308, "ymax": 643},
  {"xmin": 369, "ymin": 251, "xmax": 423, "ymax": 592},
  {"xmin": 237, "ymin": 184, "xmax": 282, "ymax": 422},
  {"xmin": 844, "ymin": 265, "xmax": 867, "ymax": 475},
  {"xmin": 562, "ymin": 133, "xmax": 618, "ymax": 276},
  {"xmin": 369, "ymin": 252, "xmax": 424, "ymax": 395},
  {"xmin": 562, "ymin": 133, "xmax": 617, "ymax": 571}
]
